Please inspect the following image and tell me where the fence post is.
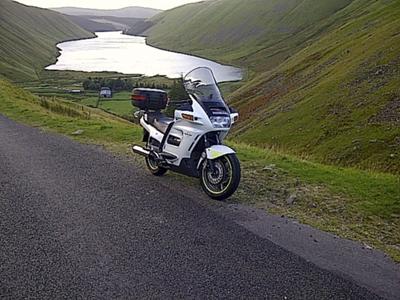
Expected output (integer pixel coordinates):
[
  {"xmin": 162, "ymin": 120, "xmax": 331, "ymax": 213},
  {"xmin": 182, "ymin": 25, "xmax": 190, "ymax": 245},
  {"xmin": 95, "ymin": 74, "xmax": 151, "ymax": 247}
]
[{"xmin": 95, "ymin": 92, "xmax": 101, "ymax": 108}]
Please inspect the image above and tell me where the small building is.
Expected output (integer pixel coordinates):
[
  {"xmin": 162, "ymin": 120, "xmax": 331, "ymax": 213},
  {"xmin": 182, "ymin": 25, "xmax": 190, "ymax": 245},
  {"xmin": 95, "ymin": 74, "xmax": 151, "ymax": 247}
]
[{"xmin": 100, "ymin": 87, "xmax": 112, "ymax": 98}]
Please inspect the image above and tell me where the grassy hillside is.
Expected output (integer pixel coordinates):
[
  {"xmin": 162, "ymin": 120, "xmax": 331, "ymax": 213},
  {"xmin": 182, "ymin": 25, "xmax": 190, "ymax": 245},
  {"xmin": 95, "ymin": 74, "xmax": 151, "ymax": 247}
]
[
  {"xmin": 65, "ymin": 15, "xmax": 117, "ymax": 32},
  {"xmin": 0, "ymin": 78, "xmax": 141, "ymax": 144},
  {"xmin": 64, "ymin": 15, "xmax": 147, "ymax": 33},
  {"xmin": 1, "ymin": 78, "xmax": 398, "ymax": 261},
  {"xmin": 123, "ymin": 20, "xmax": 155, "ymax": 36},
  {"xmin": 146, "ymin": 0, "xmax": 400, "ymax": 174},
  {"xmin": 0, "ymin": 0, "xmax": 94, "ymax": 81},
  {"xmin": 230, "ymin": 0, "xmax": 400, "ymax": 174},
  {"xmin": 52, "ymin": 6, "xmax": 161, "ymax": 19},
  {"xmin": 146, "ymin": 0, "xmax": 352, "ymax": 70}
]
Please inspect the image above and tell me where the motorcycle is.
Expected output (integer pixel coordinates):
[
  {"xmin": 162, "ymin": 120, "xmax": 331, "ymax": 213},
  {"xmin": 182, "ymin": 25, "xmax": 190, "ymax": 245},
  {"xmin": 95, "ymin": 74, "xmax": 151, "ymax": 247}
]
[{"xmin": 131, "ymin": 67, "xmax": 241, "ymax": 200}]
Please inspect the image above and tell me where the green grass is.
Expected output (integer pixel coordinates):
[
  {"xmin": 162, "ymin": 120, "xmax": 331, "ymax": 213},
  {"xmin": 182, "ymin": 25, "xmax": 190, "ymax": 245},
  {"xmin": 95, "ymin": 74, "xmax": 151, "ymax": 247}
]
[
  {"xmin": 147, "ymin": 0, "xmax": 353, "ymax": 69},
  {"xmin": 0, "ymin": 78, "xmax": 141, "ymax": 146},
  {"xmin": 1, "ymin": 78, "xmax": 398, "ymax": 261},
  {"xmin": 232, "ymin": 142, "xmax": 399, "ymax": 218},
  {"xmin": 18, "ymin": 70, "xmax": 175, "ymax": 119},
  {"xmin": 229, "ymin": 0, "xmax": 400, "ymax": 174},
  {"xmin": 98, "ymin": 99, "xmax": 133, "ymax": 116},
  {"xmin": 80, "ymin": 91, "xmax": 135, "ymax": 118},
  {"xmin": 229, "ymin": 142, "xmax": 399, "ymax": 261},
  {"xmin": 0, "ymin": 0, "xmax": 94, "ymax": 81}
]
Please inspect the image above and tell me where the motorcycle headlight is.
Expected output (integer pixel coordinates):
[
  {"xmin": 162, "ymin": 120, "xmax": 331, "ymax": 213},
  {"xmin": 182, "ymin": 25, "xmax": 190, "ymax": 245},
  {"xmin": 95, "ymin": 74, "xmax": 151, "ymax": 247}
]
[{"xmin": 210, "ymin": 116, "xmax": 231, "ymax": 128}]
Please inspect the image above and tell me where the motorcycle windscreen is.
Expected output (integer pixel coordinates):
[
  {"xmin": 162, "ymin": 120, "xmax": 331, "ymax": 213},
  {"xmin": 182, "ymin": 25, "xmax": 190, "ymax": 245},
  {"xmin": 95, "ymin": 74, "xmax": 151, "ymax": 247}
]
[
  {"xmin": 184, "ymin": 67, "xmax": 230, "ymax": 116},
  {"xmin": 184, "ymin": 68, "xmax": 225, "ymax": 103}
]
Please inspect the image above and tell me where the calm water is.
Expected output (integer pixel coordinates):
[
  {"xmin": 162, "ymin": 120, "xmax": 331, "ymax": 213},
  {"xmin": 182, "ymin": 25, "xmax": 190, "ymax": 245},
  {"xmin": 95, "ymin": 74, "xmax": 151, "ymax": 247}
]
[{"xmin": 46, "ymin": 32, "xmax": 242, "ymax": 82}]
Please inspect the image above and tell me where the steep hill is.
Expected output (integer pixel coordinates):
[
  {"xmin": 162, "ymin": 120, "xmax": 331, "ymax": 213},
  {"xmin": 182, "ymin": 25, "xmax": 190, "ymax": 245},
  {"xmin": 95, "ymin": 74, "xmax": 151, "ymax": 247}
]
[
  {"xmin": 52, "ymin": 6, "xmax": 161, "ymax": 19},
  {"xmin": 146, "ymin": 0, "xmax": 353, "ymax": 70},
  {"xmin": 146, "ymin": 0, "xmax": 400, "ymax": 173},
  {"xmin": 0, "ymin": 0, "xmax": 94, "ymax": 81},
  {"xmin": 65, "ymin": 15, "xmax": 117, "ymax": 32},
  {"xmin": 64, "ymin": 15, "xmax": 145, "ymax": 32},
  {"xmin": 123, "ymin": 20, "xmax": 155, "ymax": 36}
]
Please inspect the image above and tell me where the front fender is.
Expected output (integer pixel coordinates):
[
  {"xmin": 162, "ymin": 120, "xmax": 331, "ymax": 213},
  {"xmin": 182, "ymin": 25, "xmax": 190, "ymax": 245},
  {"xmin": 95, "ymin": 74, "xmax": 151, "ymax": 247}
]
[{"xmin": 206, "ymin": 145, "xmax": 236, "ymax": 160}]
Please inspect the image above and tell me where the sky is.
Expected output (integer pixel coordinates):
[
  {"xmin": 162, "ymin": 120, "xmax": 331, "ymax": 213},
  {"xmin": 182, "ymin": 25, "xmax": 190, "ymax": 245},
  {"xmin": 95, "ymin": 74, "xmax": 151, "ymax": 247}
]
[{"xmin": 15, "ymin": 0, "xmax": 202, "ymax": 10}]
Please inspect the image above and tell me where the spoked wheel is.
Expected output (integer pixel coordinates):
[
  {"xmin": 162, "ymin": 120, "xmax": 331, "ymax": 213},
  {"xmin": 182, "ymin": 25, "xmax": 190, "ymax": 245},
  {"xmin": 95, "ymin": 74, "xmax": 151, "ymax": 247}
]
[
  {"xmin": 146, "ymin": 152, "xmax": 168, "ymax": 176},
  {"xmin": 200, "ymin": 154, "xmax": 241, "ymax": 200}
]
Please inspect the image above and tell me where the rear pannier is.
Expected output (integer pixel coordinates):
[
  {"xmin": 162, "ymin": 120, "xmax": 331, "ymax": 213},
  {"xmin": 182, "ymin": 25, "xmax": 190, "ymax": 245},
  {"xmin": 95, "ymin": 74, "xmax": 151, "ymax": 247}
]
[{"xmin": 131, "ymin": 88, "xmax": 168, "ymax": 110}]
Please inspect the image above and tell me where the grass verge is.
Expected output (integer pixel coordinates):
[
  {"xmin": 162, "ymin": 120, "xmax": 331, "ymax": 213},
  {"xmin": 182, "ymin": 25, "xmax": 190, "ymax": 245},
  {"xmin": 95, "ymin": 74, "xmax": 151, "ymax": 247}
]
[
  {"xmin": 0, "ymin": 78, "xmax": 142, "ymax": 149},
  {"xmin": 1, "ymin": 78, "xmax": 399, "ymax": 261},
  {"xmin": 229, "ymin": 142, "xmax": 399, "ymax": 261}
]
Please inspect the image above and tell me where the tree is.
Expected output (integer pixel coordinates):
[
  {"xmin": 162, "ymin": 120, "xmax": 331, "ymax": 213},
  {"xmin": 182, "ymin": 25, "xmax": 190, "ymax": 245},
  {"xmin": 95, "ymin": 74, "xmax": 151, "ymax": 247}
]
[
  {"xmin": 168, "ymin": 78, "xmax": 188, "ymax": 101},
  {"xmin": 165, "ymin": 78, "xmax": 189, "ymax": 117}
]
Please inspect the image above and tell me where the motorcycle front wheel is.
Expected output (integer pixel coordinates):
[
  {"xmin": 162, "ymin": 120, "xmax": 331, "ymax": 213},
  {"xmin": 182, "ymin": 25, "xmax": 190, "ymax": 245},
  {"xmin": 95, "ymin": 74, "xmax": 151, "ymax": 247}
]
[{"xmin": 200, "ymin": 154, "xmax": 241, "ymax": 200}]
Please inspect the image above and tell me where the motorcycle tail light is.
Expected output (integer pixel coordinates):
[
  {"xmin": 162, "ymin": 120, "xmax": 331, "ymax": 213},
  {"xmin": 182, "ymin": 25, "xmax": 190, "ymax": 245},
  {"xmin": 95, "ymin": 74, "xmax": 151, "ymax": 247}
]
[{"xmin": 131, "ymin": 94, "xmax": 146, "ymax": 101}]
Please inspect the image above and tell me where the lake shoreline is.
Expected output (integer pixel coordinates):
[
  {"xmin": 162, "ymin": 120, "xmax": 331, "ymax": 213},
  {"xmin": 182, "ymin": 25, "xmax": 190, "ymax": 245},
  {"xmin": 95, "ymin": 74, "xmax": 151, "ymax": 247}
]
[
  {"xmin": 122, "ymin": 31, "xmax": 244, "ymax": 81},
  {"xmin": 45, "ymin": 34, "xmax": 98, "ymax": 72},
  {"xmin": 46, "ymin": 31, "xmax": 242, "ymax": 83}
]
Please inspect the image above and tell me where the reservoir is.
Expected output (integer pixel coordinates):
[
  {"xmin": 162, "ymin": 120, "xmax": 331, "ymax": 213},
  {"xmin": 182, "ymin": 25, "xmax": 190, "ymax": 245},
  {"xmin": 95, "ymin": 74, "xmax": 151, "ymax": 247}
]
[{"xmin": 47, "ymin": 31, "xmax": 242, "ymax": 82}]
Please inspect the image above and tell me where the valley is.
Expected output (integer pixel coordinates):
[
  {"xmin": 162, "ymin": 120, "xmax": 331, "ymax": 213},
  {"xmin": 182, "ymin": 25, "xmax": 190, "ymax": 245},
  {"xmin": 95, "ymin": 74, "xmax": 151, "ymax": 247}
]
[
  {"xmin": 52, "ymin": 6, "xmax": 161, "ymax": 36},
  {"xmin": 0, "ymin": 0, "xmax": 399, "ymax": 265}
]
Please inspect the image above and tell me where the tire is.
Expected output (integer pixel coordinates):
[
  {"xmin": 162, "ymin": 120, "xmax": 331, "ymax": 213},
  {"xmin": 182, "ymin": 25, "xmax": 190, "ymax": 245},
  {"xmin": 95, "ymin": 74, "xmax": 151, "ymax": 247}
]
[
  {"xmin": 146, "ymin": 154, "xmax": 168, "ymax": 176},
  {"xmin": 200, "ymin": 154, "xmax": 241, "ymax": 200}
]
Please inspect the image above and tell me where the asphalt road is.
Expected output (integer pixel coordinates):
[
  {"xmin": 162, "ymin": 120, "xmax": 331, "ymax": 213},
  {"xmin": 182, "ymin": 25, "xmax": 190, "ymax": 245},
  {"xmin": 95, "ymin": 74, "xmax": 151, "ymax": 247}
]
[{"xmin": 0, "ymin": 115, "xmax": 385, "ymax": 299}]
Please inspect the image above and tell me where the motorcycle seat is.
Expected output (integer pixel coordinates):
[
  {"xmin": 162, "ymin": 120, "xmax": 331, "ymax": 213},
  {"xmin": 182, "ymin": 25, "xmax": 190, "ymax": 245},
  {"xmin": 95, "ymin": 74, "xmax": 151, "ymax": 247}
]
[{"xmin": 147, "ymin": 112, "xmax": 174, "ymax": 134}]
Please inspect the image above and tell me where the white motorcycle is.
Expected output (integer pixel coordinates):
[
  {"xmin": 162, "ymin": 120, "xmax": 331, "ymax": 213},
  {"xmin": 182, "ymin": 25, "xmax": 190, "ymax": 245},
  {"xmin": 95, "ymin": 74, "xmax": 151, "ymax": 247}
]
[{"xmin": 131, "ymin": 67, "xmax": 241, "ymax": 200}]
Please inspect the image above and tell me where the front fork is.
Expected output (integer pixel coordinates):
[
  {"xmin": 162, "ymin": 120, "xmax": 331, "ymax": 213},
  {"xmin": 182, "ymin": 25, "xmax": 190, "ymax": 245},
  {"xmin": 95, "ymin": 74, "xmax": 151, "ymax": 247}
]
[{"xmin": 197, "ymin": 134, "xmax": 221, "ymax": 172}]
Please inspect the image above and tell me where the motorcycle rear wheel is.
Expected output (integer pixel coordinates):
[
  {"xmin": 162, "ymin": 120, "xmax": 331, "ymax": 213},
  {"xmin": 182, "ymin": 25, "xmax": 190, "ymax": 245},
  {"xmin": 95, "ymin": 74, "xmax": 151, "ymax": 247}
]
[{"xmin": 146, "ymin": 154, "xmax": 168, "ymax": 176}]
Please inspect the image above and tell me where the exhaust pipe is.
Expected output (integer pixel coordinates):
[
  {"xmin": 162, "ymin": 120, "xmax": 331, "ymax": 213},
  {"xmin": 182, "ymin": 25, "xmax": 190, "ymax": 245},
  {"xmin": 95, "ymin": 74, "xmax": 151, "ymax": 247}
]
[{"xmin": 131, "ymin": 145, "xmax": 150, "ymax": 157}]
